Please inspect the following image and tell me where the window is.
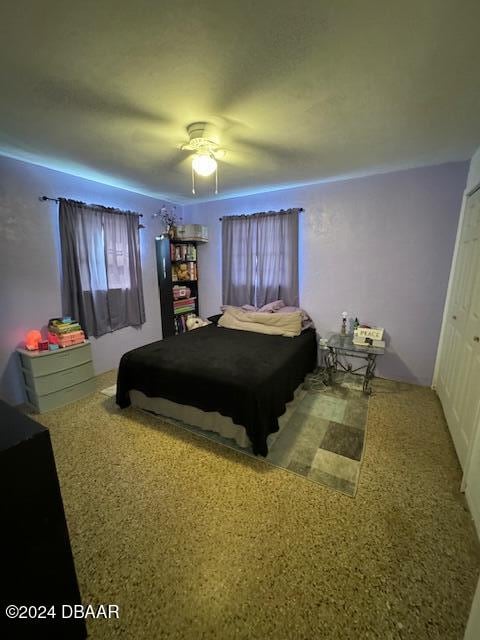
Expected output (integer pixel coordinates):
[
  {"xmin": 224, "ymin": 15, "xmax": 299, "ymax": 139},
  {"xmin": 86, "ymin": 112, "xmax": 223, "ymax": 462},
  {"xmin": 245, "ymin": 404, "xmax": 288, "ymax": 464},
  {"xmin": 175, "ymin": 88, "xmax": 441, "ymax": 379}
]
[
  {"xmin": 222, "ymin": 209, "xmax": 299, "ymax": 308},
  {"xmin": 105, "ymin": 239, "xmax": 131, "ymax": 289},
  {"xmin": 59, "ymin": 199, "xmax": 145, "ymax": 338}
]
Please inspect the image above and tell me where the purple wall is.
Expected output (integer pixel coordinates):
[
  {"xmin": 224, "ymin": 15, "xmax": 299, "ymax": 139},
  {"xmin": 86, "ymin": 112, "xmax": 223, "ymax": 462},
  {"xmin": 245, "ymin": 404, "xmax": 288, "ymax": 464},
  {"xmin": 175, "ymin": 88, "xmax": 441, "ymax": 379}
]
[
  {"xmin": 0, "ymin": 155, "xmax": 174, "ymax": 405},
  {"xmin": 184, "ymin": 162, "xmax": 468, "ymax": 386},
  {"xmin": 0, "ymin": 156, "xmax": 468, "ymax": 401}
]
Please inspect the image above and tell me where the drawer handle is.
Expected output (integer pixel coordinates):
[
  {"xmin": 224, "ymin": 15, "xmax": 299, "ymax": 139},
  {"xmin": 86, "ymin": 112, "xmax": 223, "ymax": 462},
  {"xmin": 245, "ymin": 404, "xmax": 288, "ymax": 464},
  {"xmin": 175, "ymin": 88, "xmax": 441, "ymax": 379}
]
[
  {"xmin": 474, "ymin": 336, "xmax": 480, "ymax": 343},
  {"xmin": 452, "ymin": 315, "xmax": 457, "ymax": 320}
]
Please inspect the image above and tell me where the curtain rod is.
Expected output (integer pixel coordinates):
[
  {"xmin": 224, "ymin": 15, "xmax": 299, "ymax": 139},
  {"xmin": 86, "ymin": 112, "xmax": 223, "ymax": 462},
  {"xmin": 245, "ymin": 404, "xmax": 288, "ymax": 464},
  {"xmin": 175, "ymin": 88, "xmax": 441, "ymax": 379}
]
[
  {"xmin": 218, "ymin": 207, "xmax": 304, "ymax": 221},
  {"xmin": 39, "ymin": 196, "xmax": 145, "ymax": 228},
  {"xmin": 39, "ymin": 195, "xmax": 144, "ymax": 217}
]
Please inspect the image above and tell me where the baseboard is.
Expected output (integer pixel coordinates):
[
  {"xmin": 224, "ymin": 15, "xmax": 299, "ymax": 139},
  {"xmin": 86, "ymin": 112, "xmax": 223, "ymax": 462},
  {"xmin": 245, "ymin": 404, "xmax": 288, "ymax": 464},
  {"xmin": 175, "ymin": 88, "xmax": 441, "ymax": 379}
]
[{"xmin": 466, "ymin": 486, "xmax": 480, "ymax": 541}]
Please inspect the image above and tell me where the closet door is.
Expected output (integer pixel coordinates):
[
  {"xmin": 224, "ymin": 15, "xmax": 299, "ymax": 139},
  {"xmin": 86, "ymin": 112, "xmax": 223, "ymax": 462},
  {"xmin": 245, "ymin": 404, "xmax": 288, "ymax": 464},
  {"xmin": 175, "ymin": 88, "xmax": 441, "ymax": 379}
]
[
  {"xmin": 463, "ymin": 226, "xmax": 480, "ymax": 519},
  {"xmin": 437, "ymin": 187, "xmax": 480, "ymax": 468},
  {"xmin": 465, "ymin": 406, "xmax": 480, "ymax": 534}
]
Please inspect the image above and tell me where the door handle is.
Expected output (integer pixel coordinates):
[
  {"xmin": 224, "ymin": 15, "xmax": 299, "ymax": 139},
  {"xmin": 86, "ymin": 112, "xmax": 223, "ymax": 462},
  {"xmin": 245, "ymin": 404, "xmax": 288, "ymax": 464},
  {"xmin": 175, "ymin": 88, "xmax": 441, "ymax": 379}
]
[{"xmin": 474, "ymin": 336, "xmax": 480, "ymax": 343}]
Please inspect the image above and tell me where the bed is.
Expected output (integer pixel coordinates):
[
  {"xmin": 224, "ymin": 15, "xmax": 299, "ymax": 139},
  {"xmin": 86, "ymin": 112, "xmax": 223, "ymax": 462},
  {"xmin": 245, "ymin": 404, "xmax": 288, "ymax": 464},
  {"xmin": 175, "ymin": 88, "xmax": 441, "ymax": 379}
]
[{"xmin": 116, "ymin": 324, "xmax": 317, "ymax": 455}]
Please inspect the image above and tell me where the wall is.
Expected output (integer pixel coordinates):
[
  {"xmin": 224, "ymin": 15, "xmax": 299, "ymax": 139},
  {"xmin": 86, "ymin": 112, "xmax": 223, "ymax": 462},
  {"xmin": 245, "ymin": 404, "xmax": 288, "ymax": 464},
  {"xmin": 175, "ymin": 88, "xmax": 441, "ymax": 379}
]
[
  {"xmin": 0, "ymin": 156, "xmax": 468, "ymax": 400},
  {"xmin": 184, "ymin": 162, "xmax": 468, "ymax": 386},
  {"xmin": 0, "ymin": 155, "xmax": 175, "ymax": 405}
]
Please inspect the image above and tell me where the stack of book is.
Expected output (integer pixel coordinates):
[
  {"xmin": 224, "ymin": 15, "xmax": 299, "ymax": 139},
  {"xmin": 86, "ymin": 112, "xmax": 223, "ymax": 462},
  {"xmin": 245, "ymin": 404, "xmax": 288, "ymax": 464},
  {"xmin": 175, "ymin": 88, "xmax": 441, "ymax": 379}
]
[
  {"xmin": 48, "ymin": 318, "xmax": 86, "ymax": 348},
  {"xmin": 173, "ymin": 297, "xmax": 196, "ymax": 316}
]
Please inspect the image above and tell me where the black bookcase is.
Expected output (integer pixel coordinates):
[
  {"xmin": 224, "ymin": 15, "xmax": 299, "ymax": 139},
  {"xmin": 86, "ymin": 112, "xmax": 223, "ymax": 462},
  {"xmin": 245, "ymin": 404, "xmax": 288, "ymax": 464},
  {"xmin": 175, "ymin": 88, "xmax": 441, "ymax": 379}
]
[{"xmin": 155, "ymin": 234, "xmax": 200, "ymax": 338}]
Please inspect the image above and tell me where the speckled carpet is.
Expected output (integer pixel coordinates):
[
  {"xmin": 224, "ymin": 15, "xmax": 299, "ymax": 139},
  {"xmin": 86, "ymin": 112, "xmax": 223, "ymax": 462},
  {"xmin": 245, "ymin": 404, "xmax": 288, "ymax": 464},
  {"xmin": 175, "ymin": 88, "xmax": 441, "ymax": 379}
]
[
  {"xmin": 32, "ymin": 372, "xmax": 480, "ymax": 640},
  {"xmin": 102, "ymin": 371, "xmax": 368, "ymax": 496}
]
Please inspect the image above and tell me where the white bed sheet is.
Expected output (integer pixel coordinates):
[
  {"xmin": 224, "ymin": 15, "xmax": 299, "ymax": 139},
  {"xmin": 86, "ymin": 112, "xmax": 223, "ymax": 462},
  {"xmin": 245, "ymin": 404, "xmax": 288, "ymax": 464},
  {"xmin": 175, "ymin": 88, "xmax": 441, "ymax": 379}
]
[{"xmin": 129, "ymin": 385, "xmax": 305, "ymax": 450}]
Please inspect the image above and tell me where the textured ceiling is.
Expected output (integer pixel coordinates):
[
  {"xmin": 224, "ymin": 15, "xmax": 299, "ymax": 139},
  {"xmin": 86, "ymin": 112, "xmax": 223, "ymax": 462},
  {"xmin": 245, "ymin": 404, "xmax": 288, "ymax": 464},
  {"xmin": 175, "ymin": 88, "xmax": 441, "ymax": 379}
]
[{"xmin": 1, "ymin": 0, "xmax": 480, "ymax": 203}]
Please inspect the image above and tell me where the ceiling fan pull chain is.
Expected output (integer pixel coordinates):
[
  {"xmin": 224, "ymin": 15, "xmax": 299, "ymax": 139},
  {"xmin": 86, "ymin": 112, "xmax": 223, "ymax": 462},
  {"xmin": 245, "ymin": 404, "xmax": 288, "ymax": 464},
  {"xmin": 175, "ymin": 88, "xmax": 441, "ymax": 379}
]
[
  {"xmin": 192, "ymin": 165, "xmax": 196, "ymax": 195},
  {"xmin": 215, "ymin": 165, "xmax": 218, "ymax": 195}
]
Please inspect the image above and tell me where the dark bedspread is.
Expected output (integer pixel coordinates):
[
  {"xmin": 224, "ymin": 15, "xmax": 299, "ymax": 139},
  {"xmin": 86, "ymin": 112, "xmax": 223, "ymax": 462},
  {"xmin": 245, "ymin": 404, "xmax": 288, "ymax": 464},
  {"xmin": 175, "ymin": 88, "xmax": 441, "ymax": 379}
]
[{"xmin": 116, "ymin": 325, "xmax": 317, "ymax": 455}]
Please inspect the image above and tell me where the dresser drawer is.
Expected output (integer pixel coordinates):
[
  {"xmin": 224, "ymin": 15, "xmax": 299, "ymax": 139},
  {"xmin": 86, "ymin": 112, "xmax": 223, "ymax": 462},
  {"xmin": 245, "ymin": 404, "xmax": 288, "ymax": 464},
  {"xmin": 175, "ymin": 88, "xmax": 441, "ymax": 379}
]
[
  {"xmin": 26, "ymin": 377, "xmax": 96, "ymax": 413},
  {"xmin": 22, "ymin": 361, "xmax": 95, "ymax": 396},
  {"xmin": 19, "ymin": 343, "xmax": 93, "ymax": 377}
]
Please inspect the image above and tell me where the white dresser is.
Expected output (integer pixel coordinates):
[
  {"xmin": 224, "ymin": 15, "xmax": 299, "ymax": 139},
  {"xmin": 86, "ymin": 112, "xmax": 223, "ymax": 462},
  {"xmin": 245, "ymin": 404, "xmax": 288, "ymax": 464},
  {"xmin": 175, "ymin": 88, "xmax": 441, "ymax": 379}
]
[{"xmin": 17, "ymin": 341, "xmax": 96, "ymax": 413}]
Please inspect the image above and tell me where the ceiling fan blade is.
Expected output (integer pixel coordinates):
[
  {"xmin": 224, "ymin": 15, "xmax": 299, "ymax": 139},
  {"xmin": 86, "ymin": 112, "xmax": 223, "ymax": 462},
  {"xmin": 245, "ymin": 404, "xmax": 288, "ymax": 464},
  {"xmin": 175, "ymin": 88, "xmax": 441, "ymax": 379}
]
[
  {"xmin": 208, "ymin": 115, "xmax": 249, "ymax": 138},
  {"xmin": 236, "ymin": 139, "xmax": 300, "ymax": 162},
  {"xmin": 34, "ymin": 73, "xmax": 172, "ymax": 129},
  {"xmin": 162, "ymin": 151, "xmax": 192, "ymax": 173},
  {"xmin": 215, "ymin": 148, "xmax": 251, "ymax": 169}
]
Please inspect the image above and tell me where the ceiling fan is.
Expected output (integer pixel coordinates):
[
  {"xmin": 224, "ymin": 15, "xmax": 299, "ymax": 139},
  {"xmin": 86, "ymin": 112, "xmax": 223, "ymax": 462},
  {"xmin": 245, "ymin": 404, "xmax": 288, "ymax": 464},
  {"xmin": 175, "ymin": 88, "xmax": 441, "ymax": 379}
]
[
  {"xmin": 175, "ymin": 118, "xmax": 303, "ymax": 195},
  {"xmin": 180, "ymin": 122, "xmax": 226, "ymax": 194}
]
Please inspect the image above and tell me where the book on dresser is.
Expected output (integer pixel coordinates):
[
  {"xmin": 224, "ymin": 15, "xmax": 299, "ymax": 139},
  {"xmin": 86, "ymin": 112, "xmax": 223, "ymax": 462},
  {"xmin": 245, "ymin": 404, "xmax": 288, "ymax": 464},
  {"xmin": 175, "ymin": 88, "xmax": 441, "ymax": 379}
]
[{"xmin": 155, "ymin": 233, "xmax": 206, "ymax": 338}]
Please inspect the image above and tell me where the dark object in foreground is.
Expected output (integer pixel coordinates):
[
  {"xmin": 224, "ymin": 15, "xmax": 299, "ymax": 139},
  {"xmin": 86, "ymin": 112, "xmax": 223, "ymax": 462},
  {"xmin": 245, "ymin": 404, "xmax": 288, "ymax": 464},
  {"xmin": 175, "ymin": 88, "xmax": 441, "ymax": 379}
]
[{"xmin": 0, "ymin": 400, "xmax": 86, "ymax": 640}]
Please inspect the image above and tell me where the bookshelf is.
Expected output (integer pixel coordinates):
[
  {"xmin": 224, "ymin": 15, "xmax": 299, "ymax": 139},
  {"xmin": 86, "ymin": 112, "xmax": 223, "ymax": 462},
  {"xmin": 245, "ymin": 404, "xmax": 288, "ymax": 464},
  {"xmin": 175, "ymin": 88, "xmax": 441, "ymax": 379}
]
[{"xmin": 155, "ymin": 234, "xmax": 201, "ymax": 338}]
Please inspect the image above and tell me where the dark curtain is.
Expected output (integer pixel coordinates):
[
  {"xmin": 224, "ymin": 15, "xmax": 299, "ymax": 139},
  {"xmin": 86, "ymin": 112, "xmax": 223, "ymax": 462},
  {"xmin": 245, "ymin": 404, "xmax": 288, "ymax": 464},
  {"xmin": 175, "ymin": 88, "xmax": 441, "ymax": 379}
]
[
  {"xmin": 222, "ymin": 209, "xmax": 299, "ymax": 307},
  {"xmin": 222, "ymin": 214, "xmax": 257, "ymax": 307},
  {"xmin": 59, "ymin": 199, "xmax": 146, "ymax": 338}
]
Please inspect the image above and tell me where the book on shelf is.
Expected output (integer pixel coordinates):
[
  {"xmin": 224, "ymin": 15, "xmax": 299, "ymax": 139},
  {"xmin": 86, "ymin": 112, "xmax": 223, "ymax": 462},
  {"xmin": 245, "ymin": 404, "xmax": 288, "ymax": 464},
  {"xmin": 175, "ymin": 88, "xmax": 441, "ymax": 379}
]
[
  {"xmin": 173, "ymin": 296, "xmax": 196, "ymax": 307},
  {"xmin": 174, "ymin": 313, "xmax": 196, "ymax": 334},
  {"xmin": 170, "ymin": 243, "xmax": 197, "ymax": 262},
  {"xmin": 174, "ymin": 306, "xmax": 196, "ymax": 315},
  {"xmin": 173, "ymin": 296, "xmax": 196, "ymax": 315}
]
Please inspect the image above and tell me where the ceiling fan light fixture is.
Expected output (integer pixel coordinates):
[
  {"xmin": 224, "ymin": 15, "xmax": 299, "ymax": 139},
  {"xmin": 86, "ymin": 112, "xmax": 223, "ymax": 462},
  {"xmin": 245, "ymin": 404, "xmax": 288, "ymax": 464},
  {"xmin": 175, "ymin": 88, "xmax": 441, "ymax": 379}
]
[
  {"xmin": 183, "ymin": 123, "xmax": 221, "ymax": 195},
  {"xmin": 192, "ymin": 151, "xmax": 217, "ymax": 177}
]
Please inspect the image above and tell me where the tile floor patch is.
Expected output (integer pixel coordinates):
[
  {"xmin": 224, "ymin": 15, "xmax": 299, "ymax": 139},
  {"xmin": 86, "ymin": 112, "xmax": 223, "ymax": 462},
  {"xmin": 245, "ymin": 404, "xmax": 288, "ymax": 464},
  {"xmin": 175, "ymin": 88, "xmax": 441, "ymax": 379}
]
[
  {"xmin": 310, "ymin": 448, "xmax": 360, "ymax": 484},
  {"xmin": 321, "ymin": 421, "xmax": 364, "ymax": 460},
  {"xmin": 307, "ymin": 468, "xmax": 356, "ymax": 495},
  {"xmin": 298, "ymin": 394, "xmax": 347, "ymax": 423},
  {"xmin": 343, "ymin": 400, "xmax": 368, "ymax": 430}
]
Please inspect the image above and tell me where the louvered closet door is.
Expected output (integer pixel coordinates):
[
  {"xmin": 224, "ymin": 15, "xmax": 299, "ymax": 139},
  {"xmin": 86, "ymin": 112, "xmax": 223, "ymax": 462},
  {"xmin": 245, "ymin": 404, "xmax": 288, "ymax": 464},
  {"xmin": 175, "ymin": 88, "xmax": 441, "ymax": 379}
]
[{"xmin": 437, "ymin": 186, "xmax": 480, "ymax": 468}]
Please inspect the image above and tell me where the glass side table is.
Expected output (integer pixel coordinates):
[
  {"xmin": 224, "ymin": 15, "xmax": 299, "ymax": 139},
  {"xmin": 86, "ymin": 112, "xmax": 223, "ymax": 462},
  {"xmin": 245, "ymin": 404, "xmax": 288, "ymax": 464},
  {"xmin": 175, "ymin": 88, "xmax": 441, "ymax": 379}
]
[{"xmin": 326, "ymin": 334, "xmax": 385, "ymax": 394}]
